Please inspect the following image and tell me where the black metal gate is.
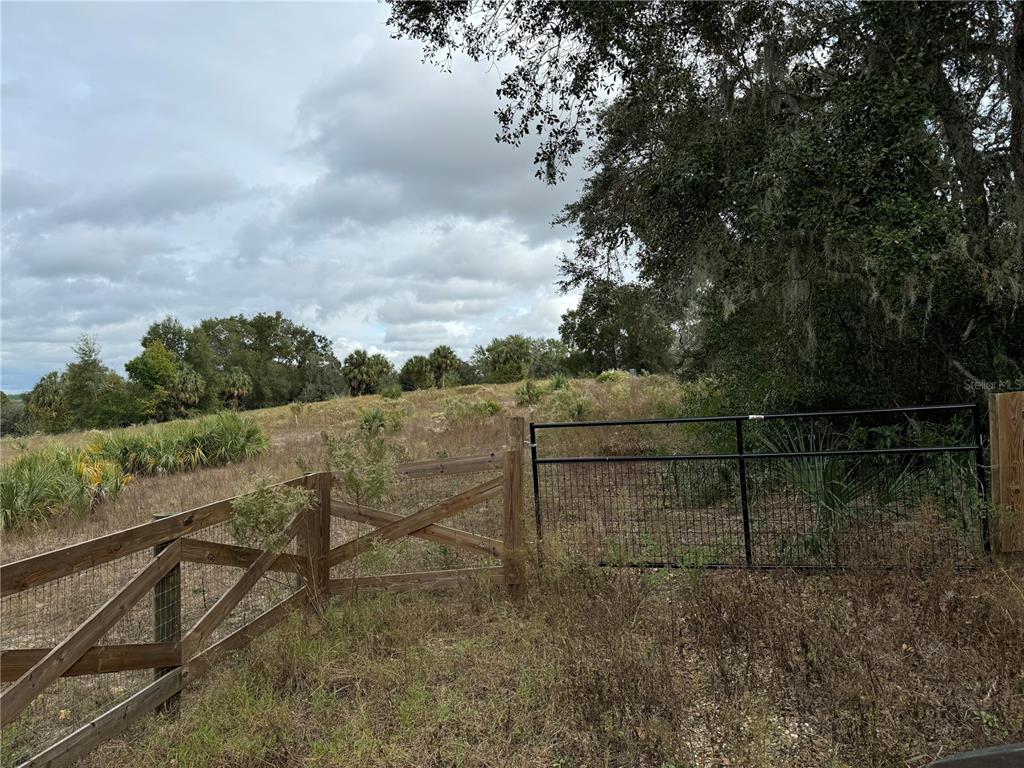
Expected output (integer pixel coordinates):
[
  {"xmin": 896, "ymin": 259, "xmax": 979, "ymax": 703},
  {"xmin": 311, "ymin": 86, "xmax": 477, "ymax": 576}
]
[{"xmin": 529, "ymin": 404, "xmax": 989, "ymax": 569}]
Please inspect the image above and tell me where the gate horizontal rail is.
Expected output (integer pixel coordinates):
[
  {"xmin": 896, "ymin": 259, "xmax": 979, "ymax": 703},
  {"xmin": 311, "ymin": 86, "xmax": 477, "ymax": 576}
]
[
  {"xmin": 535, "ymin": 444, "xmax": 980, "ymax": 463},
  {"xmin": 532, "ymin": 403, "xmax": 978, "ymax": 430}
]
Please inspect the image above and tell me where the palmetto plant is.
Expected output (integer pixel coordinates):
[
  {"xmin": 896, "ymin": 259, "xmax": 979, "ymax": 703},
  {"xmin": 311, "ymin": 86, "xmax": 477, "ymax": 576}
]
[
  {"xmin": 0, "ymin": 447, "xmax": 130, "ymax": 529},
  {"xmin": 92, "ymin": 412, "xmax": 267, "ymax": 475},
  {"xmin": 763, "ymin": 425, "xmax": 915, "ymax": 563},
  {"xmin": 172, "ymin": 363, "xmax": 206, "ymax": 409}
]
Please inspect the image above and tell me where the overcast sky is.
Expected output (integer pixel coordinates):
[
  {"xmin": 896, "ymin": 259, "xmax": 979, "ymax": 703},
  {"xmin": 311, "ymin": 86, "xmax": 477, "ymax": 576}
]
[{"xmin": 1, "ymin": 1, "xmax": 582, "ymax": 392}]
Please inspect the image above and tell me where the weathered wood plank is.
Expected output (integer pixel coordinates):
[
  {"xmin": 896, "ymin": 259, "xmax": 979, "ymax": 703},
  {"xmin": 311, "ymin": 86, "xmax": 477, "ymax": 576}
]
[
  {"xmin": 329, "ymin": 565, "xmax": 505, "ymax": 595},
  {"xmin": 180, "ymin": 538, "xmax": 306, "ymax": 574},
  {"xmin": 180, "ymin": 513, "xmax": 304, "ymax": 660},
  {"xmin": 187, "ymin": 587, "xmax": 309, "ymax": 679},
  {"xmin": 502, "ymin": 428, "xmax": 526, "ymax": 593},
  {"xmin": 18, "ymin": 667, "xmax": 188, "ymax": 768},
  {"xmin": 326, "ymin": 476, "xmax": 502, "ymax": 567},
  {"xmin": 1, "ymin": 475, "xmax": 319, "ymax": 598},
  {"xmin": 1, "ymin": 643, "xmax": 180, "ymax": 683},
  {"xmin": 0, "ymin": 500, "xmax": 230, "ymax": 597},
  {"xmin": 332, "ymin": 500, "xmax": 504, "ymax": 559},
  {"xmin": 394, "ymin": 453, "xmax": 502, "ymax": 479},
  {"xmin": 0, "ymin": 540, "xmax": 181, "ymax": 726},
  {"xmin": 991, "ymin": 391, "xmax": 1024, "ymax": 553}
]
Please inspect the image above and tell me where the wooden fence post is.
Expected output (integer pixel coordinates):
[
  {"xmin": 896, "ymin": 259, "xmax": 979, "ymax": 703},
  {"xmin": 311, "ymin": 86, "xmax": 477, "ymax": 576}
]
[
  {"xmin": 152, "ymin": 518, "xmax": 181, "ymax": 711},
  {"xmin": 989, "ymin": 391, "xmax": 1024, "ymax": 554},
  {"xmin": 502, "ymin": 417, "xmax": 526, "ymax": 595},
  {"xmin": 298, "ymin": 472, "xmax": 331, "ymax": 612}
]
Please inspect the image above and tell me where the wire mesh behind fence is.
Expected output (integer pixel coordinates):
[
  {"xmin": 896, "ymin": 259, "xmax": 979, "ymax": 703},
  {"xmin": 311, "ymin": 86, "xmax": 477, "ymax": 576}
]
[
  {"xmin": 329, "ymin": 466, "xmax": 506, "ymax": 582},
  {"xmin": 1, "ymin": 548, "xmax": 157, "ymax": 766},
  {"xmin": 1, "ymin": 416, "xmax": 526, "ymax": 766}
]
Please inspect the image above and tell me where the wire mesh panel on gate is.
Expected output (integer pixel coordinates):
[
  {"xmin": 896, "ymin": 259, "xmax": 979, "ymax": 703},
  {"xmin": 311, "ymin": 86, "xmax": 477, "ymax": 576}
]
[{"xmin": 530, "ymin": 405, "xmax": 988, "ymax": 570}]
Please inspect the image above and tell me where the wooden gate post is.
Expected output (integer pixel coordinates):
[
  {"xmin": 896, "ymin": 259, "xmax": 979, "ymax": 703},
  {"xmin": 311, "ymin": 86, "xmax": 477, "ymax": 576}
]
[
  {"xmin": 989, "ymin": 391, "xmax": 1024, "ymax": 554},
  {"xmin": 298, "ymin": 472, "xmax": 332, "ymax": 612},
  {"xmin": 502, "ymin": 417, "xmax": 526, "ymax": 595}
]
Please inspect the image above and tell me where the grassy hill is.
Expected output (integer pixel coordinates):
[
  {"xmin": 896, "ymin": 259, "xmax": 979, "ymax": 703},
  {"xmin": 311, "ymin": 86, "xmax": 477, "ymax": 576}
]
[{"xmin": 1, "ymin": 375, "xmax": 684, "ymax": 561}]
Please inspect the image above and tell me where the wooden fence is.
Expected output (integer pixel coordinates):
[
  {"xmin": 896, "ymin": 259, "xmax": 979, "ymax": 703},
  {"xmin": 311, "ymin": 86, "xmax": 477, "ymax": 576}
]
[
  {"xmin": 0, "ymin": 433, "xmax": 525, "ymax": 767},
  {"xmin": 990, "ymin": 391, "xmax": 1024, "ymax": 553}
]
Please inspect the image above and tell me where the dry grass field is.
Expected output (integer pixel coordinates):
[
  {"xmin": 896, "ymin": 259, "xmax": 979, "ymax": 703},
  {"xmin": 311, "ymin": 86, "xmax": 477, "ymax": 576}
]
[
  {"xmin": 3, "ymin": 376, "xmax": 1023, "ymax": 768},
  {"xmin": 1, "ymin": 375, "xmax": 683, "ymax": 563},
  {"xmin": 82, "ymin": 563, "xmax": 1024, "ymax": 768}
]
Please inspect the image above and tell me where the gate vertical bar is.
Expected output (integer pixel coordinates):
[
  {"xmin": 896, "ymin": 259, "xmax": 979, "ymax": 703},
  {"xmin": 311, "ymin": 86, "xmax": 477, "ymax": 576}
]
[
  {"xmin": 735, "ymin": 418, "xmax": 753, "ymax": 566},
  {"xmin": 529, "ymin": 422, "xmax": 542, "ymax": 548},
  {"xmin": 972, "ymin": 402, "xmax": 991, "ymax": 553}
]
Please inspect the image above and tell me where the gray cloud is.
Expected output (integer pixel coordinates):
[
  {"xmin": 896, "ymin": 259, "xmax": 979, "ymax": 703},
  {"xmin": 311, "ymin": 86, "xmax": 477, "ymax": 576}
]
[
  {"xmin": 8, "ymin": 226, "xmax": 180, "ymax": 280},
  {"xmin": 2, "ymin": 168, "xmax": 68, "ymax": 215},
  {"xmin": 49, "ymin": 169, "xmax": 249, "ymax": 227},
  {"xmin": 1, "ymin": 3, "xmax": 579, "ymax": 393}
]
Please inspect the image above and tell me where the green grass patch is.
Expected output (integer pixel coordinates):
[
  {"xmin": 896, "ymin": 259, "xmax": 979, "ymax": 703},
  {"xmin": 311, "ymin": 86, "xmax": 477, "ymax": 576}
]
[
  {"xmin": 92, "ymin": 411, "xmax": 267, "ymax": 475},
  {"xmin": 0, "ymin": 412, "xmax": 267, "ymax": 529},
  {"xmin": 0, "ymin": 446, "xmax": 129, "ymax": 529}
]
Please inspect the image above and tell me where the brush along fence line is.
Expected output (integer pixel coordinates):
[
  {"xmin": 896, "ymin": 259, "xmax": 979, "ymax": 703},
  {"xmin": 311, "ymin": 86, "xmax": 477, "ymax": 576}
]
[{"xmin": 0, "ymin": 429, "xmax": 526, "ymax": 767}]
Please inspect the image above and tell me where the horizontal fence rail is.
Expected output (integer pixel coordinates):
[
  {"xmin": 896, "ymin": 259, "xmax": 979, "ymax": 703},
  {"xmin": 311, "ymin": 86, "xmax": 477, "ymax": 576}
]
[
  {"xmin": 1, "ymin": 419, "xmax": 527, "ymax": 768},
  {"xmin": 531, "ymin": 404, "xmax": 991, "ymax": 570}
]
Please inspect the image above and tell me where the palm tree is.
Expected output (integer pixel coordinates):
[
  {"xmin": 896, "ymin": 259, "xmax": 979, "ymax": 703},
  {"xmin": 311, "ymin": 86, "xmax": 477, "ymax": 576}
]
[
  {"xmin": 428, "ymin": 345, "xmax": 460, "ymax": 388},
  {"xmin": 221, "ymin": 368, "xmax": 253, "ymax": 409}
]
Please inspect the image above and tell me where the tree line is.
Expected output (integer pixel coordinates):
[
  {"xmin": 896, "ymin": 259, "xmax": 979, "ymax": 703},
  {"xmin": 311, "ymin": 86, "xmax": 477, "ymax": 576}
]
[{"xmin": 2, "ymin": 297, "xmax": 677, "ymax": 436}]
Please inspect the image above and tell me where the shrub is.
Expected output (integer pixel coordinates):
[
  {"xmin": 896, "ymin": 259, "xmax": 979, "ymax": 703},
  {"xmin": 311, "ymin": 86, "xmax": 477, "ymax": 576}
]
[
  {"xmin": 548, "ymin": 372, "xmax": 571, "ymax": 391},
  {"xmin": 380, "ymin": 382, "xmax": 403, "ymax": 400},
  {"xmin": 1, "ymin": 447, "xmax": 131, "ymax": 529},
  {"xmin": 540, "ymin": 390, "xmax": 593, "ymax": 422},
  {"xmin": 359, "ymin": 407, "xmax": 403, "ymax": 436},
  {"xmin": 477, "ymin": 399, "xmax": 503, "ymax": 416},
  {"xmin": 514, "ymin": 379, "xmax": 544, "ymax": 406},
  {"xmin": 442, "ymin": 397, "xmax": 503, "ymax": 423},
  {"xmin": 323, "ymin": 429, "xmax": 402, "ymax": 509},
  {"xmin": 596, "ymin": 369, "xmax": 630, "ymax": 384},
  {"xmin": 93, "ymin": 411, "xmax": 268, "ymax": 475},
  {"xmin": 230, "ymin": 475, "xmax": 314, "ymax": 551}
]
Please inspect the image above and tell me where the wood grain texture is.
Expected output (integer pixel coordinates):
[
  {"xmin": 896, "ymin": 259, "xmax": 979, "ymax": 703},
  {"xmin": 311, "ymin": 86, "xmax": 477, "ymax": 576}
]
[
  {"xmin": 1, "ymin": 643, "xmax": 180, "ymax": 683},
  {"xmin": 394, "ymin": 453, "xmax": 502, "ymax": 479},
  {"xmin": 296, "ymin": 474, "xmax": 331, "ymax": 609},
  {"xmin": 1, "ymin": 474, "xmax": 322, "ymax": 597},
  {"xmin": 0, "ymin": 540, "xmax": 181, "ymax": 726},
  {"xmin": 18, "ymin": 667, "xmax": 188, "ymax": 768},
  {"xmin": 326, "ymin": 476, "xmax": 502, "ymax": 567},
  {"xmin": 331, "ymin": 500, "xmax": 504, "ymax": 559},
  {"xmin": 180, "ymin": 538, "xmax": 305, "ymax": 574},
  {"xmin": 1, "ymin": 500, "xmax": 230, "ymax": 597},
  {"xmin": 502, "ymin": 418, "xmax": 526, "ymax": 594},
  {"xmin": 991, "ymin": 391, "xmax": 1024, "ymax": 553}
]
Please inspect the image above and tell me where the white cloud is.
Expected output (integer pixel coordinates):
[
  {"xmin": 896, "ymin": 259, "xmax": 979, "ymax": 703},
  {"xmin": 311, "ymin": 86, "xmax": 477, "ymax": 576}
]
[{"xmin": 0, "ymin": 2, "xmax": 580, "ymax": 392}]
